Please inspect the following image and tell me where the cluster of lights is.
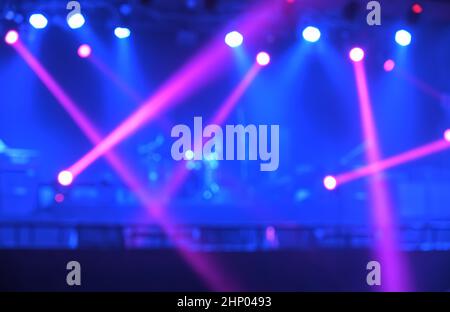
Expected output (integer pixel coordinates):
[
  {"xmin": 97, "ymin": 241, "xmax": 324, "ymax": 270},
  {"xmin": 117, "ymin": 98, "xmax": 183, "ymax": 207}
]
[{"xmin": 12, "ymin": 10, "xmax": 133, "ymax": 39}]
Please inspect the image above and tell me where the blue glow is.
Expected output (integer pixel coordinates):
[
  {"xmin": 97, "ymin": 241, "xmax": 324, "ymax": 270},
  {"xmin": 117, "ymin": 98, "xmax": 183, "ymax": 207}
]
[
  {"xmin": 114, "ymin": 27, "xmax": 131, "ymax": 39},
  {"xmin": 395, "ymin": 29, "xmax": 412, "ymax": 46},
  {"xmin": 302, "ymin": 26, "xmax": 321, "ymax": 43}
]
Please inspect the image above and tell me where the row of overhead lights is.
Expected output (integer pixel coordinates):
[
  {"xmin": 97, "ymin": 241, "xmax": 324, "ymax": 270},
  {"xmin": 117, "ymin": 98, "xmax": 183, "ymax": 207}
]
[
  {"xmin": 26, "ymin": 12, "xmax": 130, "ymax": 39},
  {"xmin": 224, "ymin": 27, "xmax": 412, "ymax": 48}
]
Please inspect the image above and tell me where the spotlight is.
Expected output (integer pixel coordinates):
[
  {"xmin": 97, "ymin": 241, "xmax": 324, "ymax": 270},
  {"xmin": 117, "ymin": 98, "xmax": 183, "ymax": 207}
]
[
  {"xmin": 384, "ymin": 59, "xmax": 395, "ymax": 72},
  {"xmin": 224, "ymin": 31, "xmax": 243, "ymax": 48},
  {"xmin": 395, "ymin": 30, "xmax": 412, "ymax": 46},
  {"xmin": 58, "ymin": 170, "xmax": 74, "ymax": 186},
  {"xmin": 444, "ymin": 129, "xmax": 450, "ymax": 142},
  {"xmin": 29, "ymin": 13, "xmax": 48, "ymax": 29},
  {"xmin": 67, "ymin": 13, "xmax": 85, "ymax": 29},
  {"xmin": 412, "ymin": 3, "xmax": 423, "ymax": 14},
  {"xmin": 302, "ymin": 26, "xmax": 321, "ymax": 43},
  {"xmin": 349, "ymin": 47, "xmax": 364, "ymax": 62},
  {"xmin": 77, "ymin": 44, "xmax": 92, "ymax": 58},
  {"xmin": 4, "ymin": 30, "xmax": 19, "ymax": 45},
  {"xmin": 185, "ymin": 150, "xmax": 195, "ymax": 160},
  {"xmin": 323, "ymin": 175, "xmax": 337, "ymax": 191},
  {"xmin": 256, "ymin": 51, "xmax": 270, "ymax": 66},
  {"xmin": 114, "ymin": 27, "xmax": 131, "ymax": 39}
]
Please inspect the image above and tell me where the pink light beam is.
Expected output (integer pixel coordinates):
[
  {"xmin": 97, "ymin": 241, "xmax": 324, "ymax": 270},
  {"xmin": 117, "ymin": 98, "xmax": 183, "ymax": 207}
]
[{"xmin": 352, "ymin": 60, "xmax": 411, "ymax": 292}]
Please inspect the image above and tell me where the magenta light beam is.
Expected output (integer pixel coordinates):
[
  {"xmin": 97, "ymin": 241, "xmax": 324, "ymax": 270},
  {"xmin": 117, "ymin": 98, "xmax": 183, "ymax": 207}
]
[
  {"xmin": 12, "ymin": 41, "xmax": 235, "ymax": 291},
  {"xmin": 352, "ymin": 60, "xmax": 411, "ymax": 292},
  {"xmin": 335, "ymin": 138, "xmax": 450, "ymax": 185}
]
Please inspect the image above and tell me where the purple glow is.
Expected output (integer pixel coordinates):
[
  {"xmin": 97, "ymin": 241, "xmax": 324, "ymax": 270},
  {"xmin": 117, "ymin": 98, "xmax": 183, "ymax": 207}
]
[
  {"xmin": 256, "ymin": 51, "xmax": 270, "ymax": 66},
  {"xmin": 5, "ymin": 30, "xmax": 19, "ymax": 45},
  {"xmin": 58, "ymin": 170, "xmax": 73, "ymax": 186},
  {"xmin": 384, "ymin": 59, "xmax": 395, "ymax": 72},
  {"xmin": 349, "ymin": 47, "xmax": 365, "ymax": 62},
  {"xmin": 54, "ymin": 193, "xmax": 65, "ymax": 203},
  {"xmin": 323, "ymin": 175, "xmax": 337, "ymax": 190},
  {"xmin": 77, "ymin": 44, "xmax": 92, "ymax": 58},
  {"xmin": 265, "ymin": 226, "xmax": 276, "ymax": 242}
]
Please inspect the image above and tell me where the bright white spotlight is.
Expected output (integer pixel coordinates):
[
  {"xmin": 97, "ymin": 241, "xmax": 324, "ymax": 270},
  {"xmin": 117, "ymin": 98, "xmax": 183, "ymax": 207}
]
[
  {"xmin": 224, "ymin": 31, "xmax": 243, "ymax": 48},
  {"xmin": 349, "ymin": 47, "xmax": 365, "ymax": 62},
  {"xmin": 302, "ymin": 26, "xmax": 321, "ymax": 43},
  {"xmin": 58, "ymin": 170, "xmax": 74, "ymax": 186},
  {"xmin": 256, "ymin": 51, "xmax": 270, "ymax": 66},
  {"xmin": 323, "ymin": 175, "xmax": 337, "ymax": 191},
  {"xmin": 67, "ymin": 13, "xmax": 85, "ymax": 29},
  {"xmin": 444, "ymin": 129, "xmax": 450, "ymax": 142},
  {"xmin": 395, "ymin": 29, "xmax": 412, "ymax": 46},
  {"xmin": 114, "ymin": 27, "xmax": 131, "ymax": 39},
  {"xmin": 29, "ymin": 13, "xmax": 48, "ymax": 29},
  {"xmin": 4, "ymin": 30, "xmax": 19, "ymax": 45}
]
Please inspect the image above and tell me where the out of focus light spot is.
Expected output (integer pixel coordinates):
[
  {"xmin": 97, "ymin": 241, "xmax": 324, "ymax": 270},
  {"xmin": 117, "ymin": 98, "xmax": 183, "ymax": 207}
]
[
  {"xmin": 55, "ymin": 193, "xmax": 65, "ymax": 203},
  {"xmin": 225, "ymin": 31, "xmax": 243, "ymax": 48},
  {"xmin": 185, "ymin": 149, "xmax": 194, "ymax": 160},
  {"xmin": 349, "ymin": 47, "xmax": 364, "ymax": 62},
  {"xmin": 323, "ymin": 175, "xmax": 337, "ymax": 190},
  {"xmin": 5, "ymin": 30, "xmax": 19, "ymax": 45},
  {"xmin": 412, "ymin": 3, "xmax": 423, "ymax": 14},
  {"xmin": 395, "ymin": 29, "xmax": 412, "ymax": 47},
  {"xmin": 58, "ymin": 170, "xmax": 73, "ymax": 186},
  {"xmin": 77, "ymin": 44, "xmax": 92, "ymax": 58},
  {"xmin": 256, "ymin": 51, "xmax": 270, "ymax": 66},
  {"xmin": 444, "ymin": 129, "xmax": 450, "ymax": 142},
  {"xmin": 384, "ymin": 59, "xmax": 395, "ymax": 72}
]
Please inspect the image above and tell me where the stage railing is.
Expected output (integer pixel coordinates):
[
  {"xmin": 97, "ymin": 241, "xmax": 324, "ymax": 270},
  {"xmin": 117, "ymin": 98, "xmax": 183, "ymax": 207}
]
[{"xmin": 0, "ymin": 221, "xmax": 449, "ymax": 251}]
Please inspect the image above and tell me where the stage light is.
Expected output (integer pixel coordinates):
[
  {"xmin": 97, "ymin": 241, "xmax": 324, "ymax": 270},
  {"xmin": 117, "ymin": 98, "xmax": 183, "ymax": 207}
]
[
  {"xmin": 384, "ymin": 59, "xmax": 395, "ymax": 72},
  {"xmin": 29, "ymin": 13, "xmax": 48, "ymax": 29},
  {"xmin": 323, "ymin": 175, "xmax": 337, "ymax": 190},
  {"xmin": 256, "ymin": 51, "xmax": 270, "ymax": 66},
  {"xmin": 349, "ymin": 47, "xmax": 364, "ymax": 62},
  {"xmin": 224, "ymin": 31, "xmax": 243, "ymax": 48},
  {"xmin": 114, "ymin": 27, "xmax": 131, "ymax": 39},
  {"xmin": 58, "ymin": 170, "xmax": 74, "ymax": 186},
  {"xmin": 29, "ymin": 14, "xmax": 48, "ymax": 29},
  {"xmin": 444, "ymin": 129, "xmax": 450, "ymax": 142},
  {"xmin": 67, "ymin": 13, "xmax": 85, "ymax": 29},
  {"xmin": 412, "ymin": 3, "xmax": 423, "ymax": 14},
  {"xmin": 185, "ymin": 150, "xmax": 195, "ymax": 160},
  {"xmin": 77, "ymin": 44, "xmax": 92, "ymax": 58},
  {"xmin": 395, "ymin": 30, "xmax": 412, "ymax": 46},
  {"xmin": 5, "ymin": 30, "xmax": 19, "ymax": 45},
  {"xmin": 302, "ymin": 26, "xmax": 321, "ymax": 43}
]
